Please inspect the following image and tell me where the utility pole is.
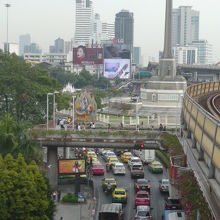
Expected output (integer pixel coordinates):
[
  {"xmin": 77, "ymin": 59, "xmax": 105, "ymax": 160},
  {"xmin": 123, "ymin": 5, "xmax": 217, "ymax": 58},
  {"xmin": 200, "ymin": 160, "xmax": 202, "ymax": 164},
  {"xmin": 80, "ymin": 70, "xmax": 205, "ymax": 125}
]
[{"xmin": 5, "ymin": 4, "xmax": 11, "ymax": 54}]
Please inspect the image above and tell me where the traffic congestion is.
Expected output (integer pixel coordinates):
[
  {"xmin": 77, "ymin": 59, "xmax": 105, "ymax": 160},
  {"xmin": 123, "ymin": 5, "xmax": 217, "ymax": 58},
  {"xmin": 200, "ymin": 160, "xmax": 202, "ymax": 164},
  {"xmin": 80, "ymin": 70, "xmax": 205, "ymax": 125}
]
[{"xmin": 71, "ymin": 147, "xmax": 183, "ymax": 220}]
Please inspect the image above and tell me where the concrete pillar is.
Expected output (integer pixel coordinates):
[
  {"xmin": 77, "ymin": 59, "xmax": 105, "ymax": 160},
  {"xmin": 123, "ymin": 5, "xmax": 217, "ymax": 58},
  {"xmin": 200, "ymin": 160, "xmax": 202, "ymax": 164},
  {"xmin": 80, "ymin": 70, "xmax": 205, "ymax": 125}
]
[
  {"xmin": 122, "ymin": 116, "xmax": 125, "ymax": 125},
  {"xmin": 65, "ymin": 147, "xmax": 70, "ymax": 159},
  {"xmin": 107, "ymin": 115, "xmax": 110, "ymax": 123},
  {"xmin": 158, "ymin": 115, "xmax": 160, "ymax": 126},
  {"xmin": 129, "ymin": 117, "xmax": 132, "ymax": 125},
  {"xmin": 151, "ymin": 114, "xmax": 155, "ymax": 121},
  {"xmin": 192, "ymin": 136, "xmax": 197, "ymax": 148},
  {"xmin": 103, "ymin": 115, "xmax": 106, "ymax": 122},
  {"xmin": 165, "ymin": 115, "xmax": 168, "ymax": 126},
  {"xmin": 147, "ymin": 116, "xmax": 150, "ymax": 125},
  {"xmin": 187, "ymin": 127, "xmax": 191, "ymax": 138},
  {"xmin": 198, "ymin": 147, "xmax": 204, "ymax": 161},
  {"xmin": 208, "ymin": 162, "xmax": 215, "ymax": 179},
  {"xmin": 137, "ymin": 116, "xmax": 139, "ymax": 126},
  {"xmin": 47, "ymin": 147, "xmax": 58, "ymax": 188},
  {"xmin": 99, "ymin": 114, "xmax": 102, "ymax": 121}
]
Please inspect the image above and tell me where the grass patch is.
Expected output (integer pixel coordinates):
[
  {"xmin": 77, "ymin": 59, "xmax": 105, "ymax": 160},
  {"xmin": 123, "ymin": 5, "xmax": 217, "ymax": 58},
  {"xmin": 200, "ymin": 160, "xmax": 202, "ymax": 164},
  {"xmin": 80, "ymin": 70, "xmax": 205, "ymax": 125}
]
[
  {"xmin": 155, "ymin": 150, "xmax": 169, "ymax": 168},
  {"xmin": 62, "ymin": 193, "xmax": 78, "ymax": 204}
]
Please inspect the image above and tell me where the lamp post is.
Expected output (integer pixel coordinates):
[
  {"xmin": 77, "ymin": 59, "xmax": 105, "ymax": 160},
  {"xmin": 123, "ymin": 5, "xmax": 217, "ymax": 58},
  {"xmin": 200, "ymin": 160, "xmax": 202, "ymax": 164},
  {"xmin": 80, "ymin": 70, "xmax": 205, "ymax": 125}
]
[
  {"xmin": 136, "ymin": 97, "xmax": 139, "ymax": 131},
  {"xmin": 53, "ymin": 91, "xmax": 59, "ymax": 129},
  {"xmin": 5, "ymin": 3, "xmax": 11, "ymax": 54},
  {"xmin": 72, "ymin": 95, "xmax": 76, "ymax": 130},
  {"xmin": 47, "ymin": 93, "xmax": 53, "ymax": 130}
]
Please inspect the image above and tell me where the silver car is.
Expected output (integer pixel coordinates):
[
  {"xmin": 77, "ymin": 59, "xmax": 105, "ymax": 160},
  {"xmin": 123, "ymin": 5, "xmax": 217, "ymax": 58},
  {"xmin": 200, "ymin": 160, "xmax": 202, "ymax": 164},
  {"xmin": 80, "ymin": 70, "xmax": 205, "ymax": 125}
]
[{"xmin": 135, "ymin": 206, "xmax": 152, "ymax": 220}]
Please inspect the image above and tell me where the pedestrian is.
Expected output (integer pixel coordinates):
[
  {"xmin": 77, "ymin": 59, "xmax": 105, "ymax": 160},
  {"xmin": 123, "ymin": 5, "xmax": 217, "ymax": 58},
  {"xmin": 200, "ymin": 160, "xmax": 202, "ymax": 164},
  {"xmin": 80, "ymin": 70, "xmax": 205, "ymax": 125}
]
[
  {"xmin": 78, "ymin": 124, "xmax": 81, "ymax": 131},
  {"xmin": 57, "ymin": 190, "xmax": 61, "ymax": 202},
  {"xmin": 52, "ymin": 191, "xmax": 56, "ymax": 201},
  {"xmin": 60, "ymin": 217, "xmax": 63, "ymax": 220}
]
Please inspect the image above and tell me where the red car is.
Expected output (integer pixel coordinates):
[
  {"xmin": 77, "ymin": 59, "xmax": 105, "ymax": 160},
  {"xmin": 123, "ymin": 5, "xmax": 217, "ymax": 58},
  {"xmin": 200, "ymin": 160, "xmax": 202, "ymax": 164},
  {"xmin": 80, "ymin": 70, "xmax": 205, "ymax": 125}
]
[
  {"xmin": 135, "ymin": 191, "xmax": 150, "ymax": 206},
  {"xmin": 92, "ymin": 164, "xmax": 104, "ymax": 175}
]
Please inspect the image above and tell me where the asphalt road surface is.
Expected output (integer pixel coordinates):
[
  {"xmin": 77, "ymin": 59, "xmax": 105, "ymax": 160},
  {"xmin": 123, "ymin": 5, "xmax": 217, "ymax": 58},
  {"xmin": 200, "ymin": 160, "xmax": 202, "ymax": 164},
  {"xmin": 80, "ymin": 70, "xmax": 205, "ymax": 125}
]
[{"xmin": 92, "ymin": 152, "xmax": 168, "ymax": 220}]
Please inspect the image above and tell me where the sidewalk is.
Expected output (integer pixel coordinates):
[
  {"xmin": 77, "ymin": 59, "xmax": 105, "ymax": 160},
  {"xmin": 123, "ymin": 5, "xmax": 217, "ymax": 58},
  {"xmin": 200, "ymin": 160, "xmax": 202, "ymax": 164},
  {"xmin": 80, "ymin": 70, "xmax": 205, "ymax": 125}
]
[{"xmin": 54, "ymin": 184, "xmax": 96, "ymax": 220}]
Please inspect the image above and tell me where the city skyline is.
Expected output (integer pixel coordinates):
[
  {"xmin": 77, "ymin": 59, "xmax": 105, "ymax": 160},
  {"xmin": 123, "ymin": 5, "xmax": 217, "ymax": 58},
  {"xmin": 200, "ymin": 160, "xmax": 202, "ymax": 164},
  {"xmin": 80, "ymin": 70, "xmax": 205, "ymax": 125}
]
[{"xmin": 0, "ymin": 0, "xmax": 219, "ymax": 63}]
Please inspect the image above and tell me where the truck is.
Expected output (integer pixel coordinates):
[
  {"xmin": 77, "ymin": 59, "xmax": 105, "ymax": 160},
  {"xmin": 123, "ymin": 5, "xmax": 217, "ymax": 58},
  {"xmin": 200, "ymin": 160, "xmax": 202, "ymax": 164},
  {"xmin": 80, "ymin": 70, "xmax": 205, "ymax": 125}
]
[{"xmin": 133, "ymin": 150, "xmax": 155, "ymax": 165}]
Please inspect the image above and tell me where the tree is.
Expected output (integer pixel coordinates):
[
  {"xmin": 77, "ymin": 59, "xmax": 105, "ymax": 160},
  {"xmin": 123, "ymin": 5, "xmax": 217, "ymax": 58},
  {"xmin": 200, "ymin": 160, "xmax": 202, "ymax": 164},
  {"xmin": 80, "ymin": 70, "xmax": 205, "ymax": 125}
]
[
  {"xmin": 0, "ymin": 52, "xmax": 61, "ymax": 124},
  {"xmin": 0, "ymin": 154, "xmax": 55, "ymax": 219}
]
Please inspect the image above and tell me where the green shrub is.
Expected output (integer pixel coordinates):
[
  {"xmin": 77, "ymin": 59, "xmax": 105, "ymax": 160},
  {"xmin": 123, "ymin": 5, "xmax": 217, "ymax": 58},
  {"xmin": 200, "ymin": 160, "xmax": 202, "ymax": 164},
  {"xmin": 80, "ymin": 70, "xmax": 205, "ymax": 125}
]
[
  {"xmin": 156, "ymin": 150, "xmax": 169, "ymax": 168},
  {"xmin": 62, "ymin": 193, "xmax": 78, "ymax": 204}
]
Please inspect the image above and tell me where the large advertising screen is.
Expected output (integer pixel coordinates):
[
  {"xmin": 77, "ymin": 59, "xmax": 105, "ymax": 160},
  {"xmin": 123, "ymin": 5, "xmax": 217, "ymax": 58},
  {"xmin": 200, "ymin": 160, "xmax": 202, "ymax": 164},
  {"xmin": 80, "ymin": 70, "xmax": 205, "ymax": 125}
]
[
  {"xmin": 104, "ymin": 59, "xmax": 130, "ymax": 79},
  {"xmin": 58, "ymin": 159, "xmax": 86, "ymax": 175},
  {"xmin": 73, "ymin": 46, "xmax": 103, "ymax": 65},
  {"xmin": 104, "ymin": 44, "xmax": 131, "ymax": 59}
]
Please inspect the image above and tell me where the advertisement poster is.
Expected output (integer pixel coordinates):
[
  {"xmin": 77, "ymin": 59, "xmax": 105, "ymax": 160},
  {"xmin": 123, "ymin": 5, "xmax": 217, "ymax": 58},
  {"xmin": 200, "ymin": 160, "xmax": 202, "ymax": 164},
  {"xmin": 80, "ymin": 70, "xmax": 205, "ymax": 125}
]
[
  {"xmin": 104, "ymin": 59, "xmax": 130, "ymax": 79},
  {"xmin": 75, "ymin": 90, "xmax": 97, "ymax": 122},
  {"xmin": 104, "ymin": 44, "xmax": 131, "ymax": 59},
  {"xmin": 73, "ymin": 46, "xmax": 103, "ymax": 65},
  {"xmin": 58, "ymin": 159, "xmax": 86, "ymax": 175}
]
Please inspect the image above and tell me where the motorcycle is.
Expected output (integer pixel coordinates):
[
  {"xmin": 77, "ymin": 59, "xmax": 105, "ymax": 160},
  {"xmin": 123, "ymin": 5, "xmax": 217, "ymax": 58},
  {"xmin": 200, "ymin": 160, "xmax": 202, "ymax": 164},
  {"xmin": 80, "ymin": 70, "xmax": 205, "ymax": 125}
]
[{"xmin": 105, "ymin": 183, "xmax": 112, "ymax": 194}]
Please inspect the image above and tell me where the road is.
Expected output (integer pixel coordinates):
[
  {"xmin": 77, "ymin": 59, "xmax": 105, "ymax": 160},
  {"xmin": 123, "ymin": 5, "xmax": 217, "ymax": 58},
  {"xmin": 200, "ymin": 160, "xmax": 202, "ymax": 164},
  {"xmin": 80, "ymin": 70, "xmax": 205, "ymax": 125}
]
[{"xmin": 92, "ymin": 152, "xmax": 168, "ymax": 220}]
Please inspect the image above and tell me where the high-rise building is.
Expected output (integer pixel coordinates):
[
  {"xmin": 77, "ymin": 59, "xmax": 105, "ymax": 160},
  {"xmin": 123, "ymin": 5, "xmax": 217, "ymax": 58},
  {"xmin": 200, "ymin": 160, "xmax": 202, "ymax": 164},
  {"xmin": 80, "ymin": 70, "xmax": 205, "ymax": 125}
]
[
  {"xmin": 65, "ymin": 41, "xmax": 73, "ymax": 54},
  {"xmin": 133, "ymin": 47, "xmax": 141, "ymax": 65},
  {"xmin": 102, "ymin": 22, "xmax": 115, "ymax": 41},
  {"xmin": 24, "ymin": 43, "xmax": 41, "ymax": 54},
  {"xmin": 172, "ymin": 6, "xmax": 199, "ymax": 46},
  {"xmin": 189, "ymin": 40, "xmax": 213, "ymax": 64},
  {"xmin": 115, "ymin": 10, "xmax": 134, "ymax": 46},
  {"xmin": 173, "ymin": 46, "xmax": 198, "ymax": 64},
  {"xmin": 92, "ymin": 13, "xmax": 102, "ymax": 44},
  {"xmin": 74, "ymin": 0, "xmax": 93, "ymax": 45},
  {"xmin": 19, "ymin": 34, "xmax": 31, "ymax": 56},
  {"xmin": 55, "ymin": 38, "xmax": 64, "ymax": 53}
]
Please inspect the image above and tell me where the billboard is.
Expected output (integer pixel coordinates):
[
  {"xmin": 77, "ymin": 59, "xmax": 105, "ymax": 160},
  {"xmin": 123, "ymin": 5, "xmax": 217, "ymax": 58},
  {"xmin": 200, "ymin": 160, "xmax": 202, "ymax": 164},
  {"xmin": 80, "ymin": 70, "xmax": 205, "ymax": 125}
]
[
  {"xmin": 75, "ymin": 90, "xmax": 97, "ymax": 123},
  {"xmin": 104, "ymin": 43, "xmax": 131, "ymax": 59},
  {"xmin": 58, "ymin": 159, "xmax": 86, "ymax": 175},
  {"xmin": 73, "ymin": 46, "xmax": 103, "ymax": 65},
  {"xmin": 104, "ymin": 59, "xmax": 130, "ymax": 79}
]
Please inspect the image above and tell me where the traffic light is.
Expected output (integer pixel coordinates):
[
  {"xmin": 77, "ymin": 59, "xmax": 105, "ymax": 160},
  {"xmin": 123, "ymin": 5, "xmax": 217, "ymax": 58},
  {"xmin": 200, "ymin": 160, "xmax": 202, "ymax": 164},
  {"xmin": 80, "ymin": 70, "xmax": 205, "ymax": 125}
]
[
  {"xmin": 134, "ymin": 143, "xmax": 145, "ymax": 150},
  {"xmin": 140, "ymin": 144, "xmax": 144, "ymax": 149}
]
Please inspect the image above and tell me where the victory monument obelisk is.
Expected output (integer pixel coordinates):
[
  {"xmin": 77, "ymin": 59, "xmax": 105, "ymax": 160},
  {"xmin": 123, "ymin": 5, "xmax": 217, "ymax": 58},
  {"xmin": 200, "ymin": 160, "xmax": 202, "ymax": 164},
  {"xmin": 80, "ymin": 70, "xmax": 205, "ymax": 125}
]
[{"xmin": 140, "ymin": 0, "xmax": 186, "ymax": 126}]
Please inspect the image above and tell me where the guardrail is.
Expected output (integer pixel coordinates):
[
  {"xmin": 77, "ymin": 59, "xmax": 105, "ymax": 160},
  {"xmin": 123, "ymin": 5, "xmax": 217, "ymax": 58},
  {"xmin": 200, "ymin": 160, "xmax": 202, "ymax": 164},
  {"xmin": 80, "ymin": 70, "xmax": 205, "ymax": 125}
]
[{"xmin": 183, "ymin": 81, "xmax": 220, "ymax": 179}]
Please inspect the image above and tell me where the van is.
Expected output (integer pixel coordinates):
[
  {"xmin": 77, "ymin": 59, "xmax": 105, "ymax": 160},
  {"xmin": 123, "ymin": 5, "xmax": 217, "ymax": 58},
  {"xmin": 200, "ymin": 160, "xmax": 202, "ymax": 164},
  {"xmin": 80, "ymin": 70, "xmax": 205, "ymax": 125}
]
[{"xmin": 99, "ymin": 203, "xmax": 124, "ymax": 220}]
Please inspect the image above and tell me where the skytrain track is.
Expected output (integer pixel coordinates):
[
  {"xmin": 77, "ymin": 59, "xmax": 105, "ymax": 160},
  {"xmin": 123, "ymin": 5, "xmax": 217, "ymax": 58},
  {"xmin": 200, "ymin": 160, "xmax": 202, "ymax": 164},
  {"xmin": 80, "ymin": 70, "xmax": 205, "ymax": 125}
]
[{"xmin": 207, "ymin": 93, "xmax": 220, "ymax": 119}]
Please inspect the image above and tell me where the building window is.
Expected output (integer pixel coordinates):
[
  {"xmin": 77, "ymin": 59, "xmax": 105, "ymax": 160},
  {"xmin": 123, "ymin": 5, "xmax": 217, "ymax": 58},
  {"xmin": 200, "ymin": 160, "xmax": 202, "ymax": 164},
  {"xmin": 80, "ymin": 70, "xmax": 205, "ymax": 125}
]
[{"xmin": 152, "ymin": 94, "xmax": 156, "ymax": 102}]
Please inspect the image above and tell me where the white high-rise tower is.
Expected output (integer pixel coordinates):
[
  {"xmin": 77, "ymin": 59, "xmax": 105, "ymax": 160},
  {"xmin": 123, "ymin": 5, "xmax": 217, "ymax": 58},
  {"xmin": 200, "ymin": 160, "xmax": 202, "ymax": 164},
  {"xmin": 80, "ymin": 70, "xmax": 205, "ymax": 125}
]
[{"xmin": 74, "ymin": 0, "xmax": 93, "ymax": 45}]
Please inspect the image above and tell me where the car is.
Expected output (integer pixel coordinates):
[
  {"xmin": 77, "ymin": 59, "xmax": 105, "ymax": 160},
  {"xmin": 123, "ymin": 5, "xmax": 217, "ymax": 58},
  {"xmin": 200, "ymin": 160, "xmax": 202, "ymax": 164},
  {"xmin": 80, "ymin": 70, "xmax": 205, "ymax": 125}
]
[
  {"xmin": 86, "ymin": 150, "xmax": 97, "ymax": 163},
  {"xmin": 135, "ymin": 179, "xmax": 150, "ymax": 193},
  {"xmin": 131, "ymin": 163, "xmax": 144, "ymax": 178},
  {"xmin": 135, "ymin": 205, "xmax": 152, "ymax": 220},
  {"xmin": 159, "ymin": 179, "xmax": 169, "ymax": 193},
  {"xmin": 107, "ymin": 157, "xmax": 120, "ymax": 168},
  {"xmin": 102, "ymin": 177, "xmax": 117, "ymax": 191},
  {"xmin": 112, "ymin": 188, "xmax": 127, "ymax": 204},
  {"xmin": 91, "ymin": 163, "xmax": 104, "ymax": 175},
  {"xmin": 135, "ymin": 191, "xmax": 150, "ymax": 206},
  {"xmin": 103, "ymin": 151, "xmax": 116, "ymax": 161},
  {"xmin": 148, "ymin": 161, "xmax": 163, "ymax": 173},
  {"xmin": 98, "ymin": 203, "xmax": 124, "ymax": 220},
  {"xmin": 165, "ymin": 198, "xmax": 182, "ymax": 210},
  {"xmin": 121, "ymin": 152, "xmax": 132, "ymax": 163},
  {"xmin": 128, "ymin": 157, "xmax": 142, "ymax": 168},
  {"xmin": 112, "ymin": 163, "xmax": 126, "ymax": 175}
]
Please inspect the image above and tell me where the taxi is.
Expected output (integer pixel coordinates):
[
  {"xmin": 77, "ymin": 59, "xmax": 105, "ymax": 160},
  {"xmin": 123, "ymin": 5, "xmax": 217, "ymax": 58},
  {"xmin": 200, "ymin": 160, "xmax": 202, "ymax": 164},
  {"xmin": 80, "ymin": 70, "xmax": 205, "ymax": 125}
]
[
  {"xmin": 102, "ymin": 177, "xmax": 117, "ymax": 191},
  {"xmin": 121, "ymin": 152, "xmax": 132, "ymax": 163},
  {"xmin": 148, "ymin": 161, "xmax": 163, "ymax": 174},
  {"xmin": 112, "ymin": 188, "xmax": 127, "ymax": 204},
  {"xmin": 86, "ymin": 151, "xmax": 97, "ymax": 164},
  {"xmin": 107, "ymin": 157, "xmax": 119, "ymax": 169}
]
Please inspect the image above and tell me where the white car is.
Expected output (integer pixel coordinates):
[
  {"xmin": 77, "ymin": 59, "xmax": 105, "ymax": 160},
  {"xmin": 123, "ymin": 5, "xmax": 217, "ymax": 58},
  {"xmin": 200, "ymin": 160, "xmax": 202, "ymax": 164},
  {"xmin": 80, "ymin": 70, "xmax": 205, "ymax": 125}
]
[
  {"xmin": 103, "ymin": 151, "xmax": 116, "ymax": 161},
  {"xmin": 112, "ymin": 163, "xmax": 126, "ymax": 175},
  {"xmin": 128, "ymin": 157, "xmax": 142, "ymax": 168}
]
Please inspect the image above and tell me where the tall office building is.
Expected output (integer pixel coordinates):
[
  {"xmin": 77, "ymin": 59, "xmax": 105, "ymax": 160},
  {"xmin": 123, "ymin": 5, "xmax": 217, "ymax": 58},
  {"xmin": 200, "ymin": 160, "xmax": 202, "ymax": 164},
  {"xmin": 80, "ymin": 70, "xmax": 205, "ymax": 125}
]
[
  {"xmin": 92, "ymin": 13, "xmax": 102, "ymax": 44},
  {"xmin": 172, "ymin": 6, "xmax": 199, "ymax": 46},
  {"xmin": 173, "ymin": 46, "xmax": 197, "ymax": 64},
  {"xmin": 101, "ymin": 22, "xmax": 115, "ymax": 41},
  {"xmin": 133, "ymin": 47, "xmax": 141, "ymax": 65},
  {"xmin": 24, "ymin": 43, "xmax": 41, "ymax": 54},
  {"xmin": 189, "ymin": 40, "xmax": 213, "ymax": 64},
  {"xmin": 19, "ymin": 34, "xmax": 31, "ymax": 56},
  {"xmin": 55, "ymin": 38, "xmax": 64, "ymax": 53},
  {"xmin": 74, "ymin": 0, "xmax": 93, "ymax": 45},
  {"xmin": 115, "ymin": 10, "xmax": 134, "ymax": 46}
]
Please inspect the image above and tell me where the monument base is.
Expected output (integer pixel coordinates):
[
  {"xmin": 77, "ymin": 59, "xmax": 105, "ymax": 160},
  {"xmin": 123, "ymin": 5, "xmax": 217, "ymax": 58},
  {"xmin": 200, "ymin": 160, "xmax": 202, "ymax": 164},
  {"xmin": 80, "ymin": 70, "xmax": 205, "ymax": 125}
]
[{"xmin": 159, "ymin": 58, "xmax": 176, "ymax": 79}]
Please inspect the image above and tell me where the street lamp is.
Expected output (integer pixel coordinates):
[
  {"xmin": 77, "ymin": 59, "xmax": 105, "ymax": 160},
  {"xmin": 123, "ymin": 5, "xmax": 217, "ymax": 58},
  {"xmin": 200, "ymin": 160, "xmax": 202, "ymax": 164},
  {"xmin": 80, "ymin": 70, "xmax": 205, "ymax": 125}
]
[
  {"xmin": 136, "ymin": 97, "xmax": 139, "ymax": 131},
  {"xmin": 47, "ymin": 93, "xmax": 53, "ymax": 131},
  {"xmin": 72, "ymin": 95, "xmax": 76, "ymax": 130},
  {"xmin": 53, "ymin": 91, "xmax": 59, "ymax": 128},
  {"xmin": 5, "ymin": 3, "xmax": 11, "ymax": 54}
]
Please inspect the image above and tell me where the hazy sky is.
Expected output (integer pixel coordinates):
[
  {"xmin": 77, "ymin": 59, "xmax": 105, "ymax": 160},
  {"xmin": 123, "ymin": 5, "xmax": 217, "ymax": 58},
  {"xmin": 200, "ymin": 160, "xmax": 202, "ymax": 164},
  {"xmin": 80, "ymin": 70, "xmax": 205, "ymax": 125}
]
[{"xmin": 0, "ymin": 0, "xmax": 219, "ymax": 63}]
